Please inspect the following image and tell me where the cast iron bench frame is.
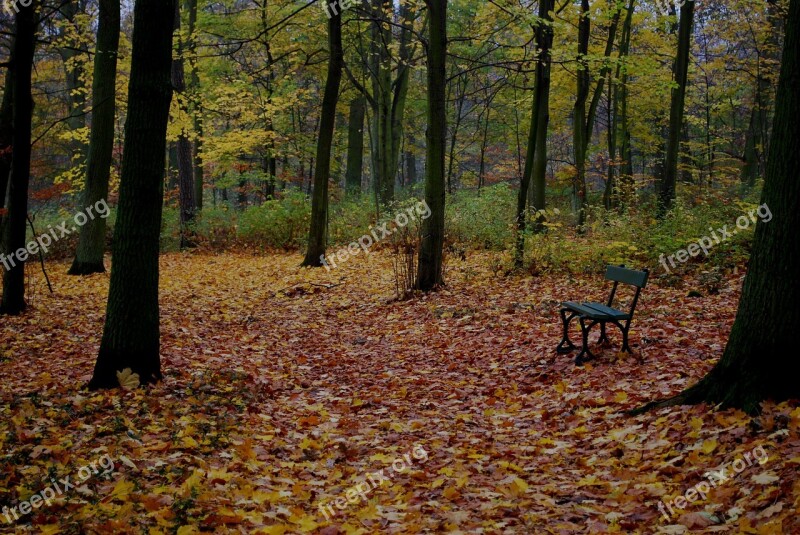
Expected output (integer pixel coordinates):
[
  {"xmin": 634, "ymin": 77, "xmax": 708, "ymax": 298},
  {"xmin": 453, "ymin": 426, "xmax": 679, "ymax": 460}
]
[{"xmin": 556, "ymin": 265, "xmax": 649, "ymax": 365}]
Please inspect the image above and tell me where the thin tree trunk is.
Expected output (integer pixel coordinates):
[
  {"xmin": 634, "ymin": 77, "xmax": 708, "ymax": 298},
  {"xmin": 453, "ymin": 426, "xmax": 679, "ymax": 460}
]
[
  {"xmin": 57, "ymin": 0, "xmax": 88, "ymax": 169},
  {"xmin": 572, "ymin": 0, "xmax": 590, "ymax": 229},
  {"xmin": 515, "ymin": 0, "xmax": 555, "ymax": 267},
  {"xmin": 172, "ymin": 1, "xmax": 196, "ymax": 249},
  {"xmin": 345, "ymin": 96, "xmax": 366, "ymax": 195},
  {"xmin": 0, "ymin": 1, "xmax": 37, "ymax": 316},
  {"xmin": 415, "ymin": 0, "xmax": 447, "ymax": 291},
  {"xmin": 88, "ymin": 0, "xmax": 177, "ymax": 389},
  {"xmin": 636, "ymin": 0, "xmax": 800, "ymax": 414},
  {"xmin": 69, "ymin": 0, "xmax": 120, "ymax": 275},
  {"xmin": 302, "ymin": 11, "xmax": 343, "ymax": 266},
  {"xmin": 185, "ymin": 0, "xmax": 204, "ymax": 209},
  {"xmin": 658, "ymin": 0, "xmax": 695, "ymax": 215}
]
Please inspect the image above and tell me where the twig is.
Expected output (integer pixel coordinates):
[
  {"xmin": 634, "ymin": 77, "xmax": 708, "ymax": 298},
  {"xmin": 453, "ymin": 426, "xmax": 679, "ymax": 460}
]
[{"xmin": 26, "ymin": 215, "xmax": 53, "ymax": 294}]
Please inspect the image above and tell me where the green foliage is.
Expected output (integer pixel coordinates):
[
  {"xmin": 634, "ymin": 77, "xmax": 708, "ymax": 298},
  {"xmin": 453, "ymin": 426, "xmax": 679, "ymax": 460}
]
[
  {"xmin": 445, "ymin": 183, "xmax": 516, "ymax": 250},
  {"xmin": 237, "ymin": 190, "xmax": 310, "ymax": 249}
]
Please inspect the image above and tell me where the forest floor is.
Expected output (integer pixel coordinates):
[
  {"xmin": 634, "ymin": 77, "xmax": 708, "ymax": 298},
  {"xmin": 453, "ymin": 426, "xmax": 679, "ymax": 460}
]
[{"xmin": 0, "ymin": 252, "xmax": 798, "ymax": 534}]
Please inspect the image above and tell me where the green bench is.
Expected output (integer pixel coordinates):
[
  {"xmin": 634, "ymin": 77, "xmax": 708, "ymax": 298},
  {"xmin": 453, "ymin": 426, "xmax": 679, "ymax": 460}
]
[{"xmin": 556, "ymin": 265, "xmax": 649, "ymax": 365}]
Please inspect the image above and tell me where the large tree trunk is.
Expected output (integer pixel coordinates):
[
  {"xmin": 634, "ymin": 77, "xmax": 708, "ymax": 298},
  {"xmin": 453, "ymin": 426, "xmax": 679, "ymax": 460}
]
[
  {"xmin": 88, "ymin": 0, "xmax": 176, "ymax": 389},
  {"xmin": 172, "ymin": 0, "xmax": 197, "ymax": 249},
  {"xmin": 69, "ymin": 0, "xmax": 120, "ymax": 275},
  {"xmin": 415, "ymin": 0, "xmax": 447, "ymax": 291},
  {"xmin": 637, "ymin": 0, "xmax": 800, "ymax": 414},
  {"xmin": 515, "ymin": 0, "xmax": 554, "ymax": 267},
  {"xmin": 301, "ymin": 12, "xmax": 343, "ymax": 267},
  {"xmin": 658, "ymin": 0, "xmax": 695, "ymax": 215},
  {"xmin": 0, "ymin": 1, "xmax": 37, "ymax": 316},
  {"xmin": 345, "ymin": 96, "xmax": 366, "ymax": 195}
]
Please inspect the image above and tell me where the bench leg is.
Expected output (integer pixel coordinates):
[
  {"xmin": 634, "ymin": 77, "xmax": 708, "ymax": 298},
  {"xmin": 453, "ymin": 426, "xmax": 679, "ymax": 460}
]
[
  {"xmin": 621, "ymin": 324, "xmax": 632, "ymax": 353},
  {"xmin": 598, "ymin": 322, "xmax": 609, "ymax": 345},
  {"xmin": 557, "ymin": 309, "xmax": 579, "ymax": 354},
  {"xmin": 575, "ymin": 317, "xmax": 597, "ymax": 365}
]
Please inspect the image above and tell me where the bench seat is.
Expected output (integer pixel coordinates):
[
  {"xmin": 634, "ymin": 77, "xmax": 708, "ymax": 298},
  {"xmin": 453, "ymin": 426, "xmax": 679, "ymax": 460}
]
[{"xmin": 562, "ymin": 301, "xmax": 630, "ymax": 321}]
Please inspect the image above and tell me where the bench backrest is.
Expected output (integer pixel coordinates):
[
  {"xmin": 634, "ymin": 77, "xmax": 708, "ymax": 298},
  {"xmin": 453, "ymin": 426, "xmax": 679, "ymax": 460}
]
[
  {"xmin": 605, "ymin": 265, "xmax": 648, "ymax": 319},
  {"xmin": 605, "ymin": 265, "xmax": 649, "ymax": 288}
]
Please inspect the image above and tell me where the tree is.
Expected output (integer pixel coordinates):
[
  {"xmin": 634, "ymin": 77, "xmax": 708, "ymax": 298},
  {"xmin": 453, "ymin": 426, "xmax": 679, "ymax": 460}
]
[
  {"xmin": 88, "ymin": 0, "xmax": 177, "ymax": 389},
  {"xmin": 345, "ymin": 96, "xmax": 366, "ymax": 195},
  {"xmin": 0, "ymin": 68, "xmax": 12, "ymax": 214},
  {"xmin": 172, "ymin": 0, "xmax": 197, "ymax": 249},
  {"xmin": 301, "ymin": 10, "xmax": 343, "ymax": 267},
  {"xmin": 636, "ymin": 0, "xmax": 800, "ymax": 414},
  {"xmin": 514, "ymin": 0, "xmax": 555, "ymax": 267},
  {"xmin": 56, "ymin": 0, "xmax": 89, "ymax": 173},
  {"xmin": 69, "ymin": 0, "xmax": 120, "ymax": 275},
  {"xmin": 658, "ymin": 0, "xmax": 695, "ymax": 215},
  {"xmin": 605, "ymin": 0, "xmax": 635, "ymax": 209},
  {"xmin": 572, "ymin": 0, "xmax": 621, "ymax": 228},
  {"xmin": 0, "ymin": 0, "xmax": 37, "ymax": 316},
  {"xmin": 415, "ymin": 0, "xmax": 447, "ymax": 291}
]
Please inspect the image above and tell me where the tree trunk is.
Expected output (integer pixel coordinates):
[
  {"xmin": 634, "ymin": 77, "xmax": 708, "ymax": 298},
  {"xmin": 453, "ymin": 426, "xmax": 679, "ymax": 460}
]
[
  {"xmin": 301, "ymin": 12, "xmax": 343, "ymax": 267},
  {"xmin": 69, "ymin": 0, "xmax": 120, "ymax": 275},
  {"xmin": 637, "ymin": 0, "xmax": 800, "ymax": 415},
  {"xmin": 415, "ymin": 0, "xmax": 447, "ymax": 291},
  {"xmin": 345, "ymin": 96, "xmax": 365, "ymax": 195},
  {"xmin": 88, "ymin": 0, "xmax": 176, "ymax": 389},
  {"xmin": 185, "ymin": 0, "xmax": 204, "ymax": 209},
  {"xmin": 0, "ymin": 68, "xmax": 13, "ymax": 215},
  {"xmin": 57, "ymin": 0, "xmax": 89, "ymax": 169},
  {"xmin": 658, "ymin": 0, "xmax": 695, "ymax": 215},
  {"xmin": 741, "ymin": 0, "xmax": 780, "ymax": 191},
  {"xmin": 515, "ymin": 0, "xmax": 555, "ymax": 267},
  {"xmin": 172, "ymin": 1, "xmax": 196, "ymax": 249},
  {"xmin": 0, "ymin": 1, "xmax": 37, "ymax": 316},
  {"xmin": 572, "ymin": 0, "xmax": 590, "ymax": 229}
]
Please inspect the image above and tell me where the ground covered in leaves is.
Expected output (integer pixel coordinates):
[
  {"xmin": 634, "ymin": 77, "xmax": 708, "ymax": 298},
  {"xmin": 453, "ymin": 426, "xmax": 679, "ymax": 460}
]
[{"xmin": 1, "ymin": 252, "xmax": 798, "ymax": 534}]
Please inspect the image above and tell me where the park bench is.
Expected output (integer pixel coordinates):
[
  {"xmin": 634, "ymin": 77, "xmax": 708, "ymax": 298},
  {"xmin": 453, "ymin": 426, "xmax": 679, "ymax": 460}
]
[{"xmin": 556, "ymin": 265, "xmax": 649, "ymax": 365}]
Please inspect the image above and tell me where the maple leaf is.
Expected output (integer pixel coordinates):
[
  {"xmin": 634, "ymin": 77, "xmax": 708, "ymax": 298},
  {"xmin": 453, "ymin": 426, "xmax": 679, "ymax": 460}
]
[{"xmin": 116, "ymin": 368, "xmax": 140, "ymax": 390}]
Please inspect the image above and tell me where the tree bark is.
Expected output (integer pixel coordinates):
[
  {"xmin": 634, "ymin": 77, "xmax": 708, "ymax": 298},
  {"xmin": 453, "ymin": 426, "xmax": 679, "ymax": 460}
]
[
  {"xmin": 301, "ymin": 11, "xmax": 343, "ymax": 267},
  {"xmin": 172, "ymin": 0, "xmax": 197, "ymax": 249},
  {"xmin": 658, "ymin": 0, "xmax": 695, "ymax": 215},
  {"xmin": 636, "ymin": 0, "xmax": 800, "ymax": 415},
  {"xmin": 572, "ymin": 0, "xmax": 591, "ymax": 229},
  {"xmin": 69, "ymin": 0, "xmax": 120, "ymax": 275},
  {"xmin": 185, "ymin": 0, "xmax": 204, "ymax": 209},
  {"xmin": 0, "ymin": 67, "xmax": 13, "ymax": 215},
  {"xmin": 0, "ymin": 1, "xmax": 37, "ymax": 316},
  {"xmin": 57, "ymin": 0, "xmax": 89, "ymax": 168},
  {"xmin": 415, "ymin": 0, "xmax": 447, "ymax": 291},
  {"xmin": 515, "ymin": 0, "xmax": 554, "ymax": 267},
  {"xmin": 89, "ymin": 0, "xmax": 177, "ymax": 389}
]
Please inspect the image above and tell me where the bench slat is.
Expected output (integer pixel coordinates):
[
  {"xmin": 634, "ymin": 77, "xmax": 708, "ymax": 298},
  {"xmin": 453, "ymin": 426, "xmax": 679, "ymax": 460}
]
[
  {"xmin": 562, "ymin": 301, "xmax": 615, "ymax": 320},
  {"xmin": 580, "ymin": 302, "xmax": 630, "ymax": 320},
  {"xmin": 605, "ymin": 265, "xmax": 649, "ymax": 287}
]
